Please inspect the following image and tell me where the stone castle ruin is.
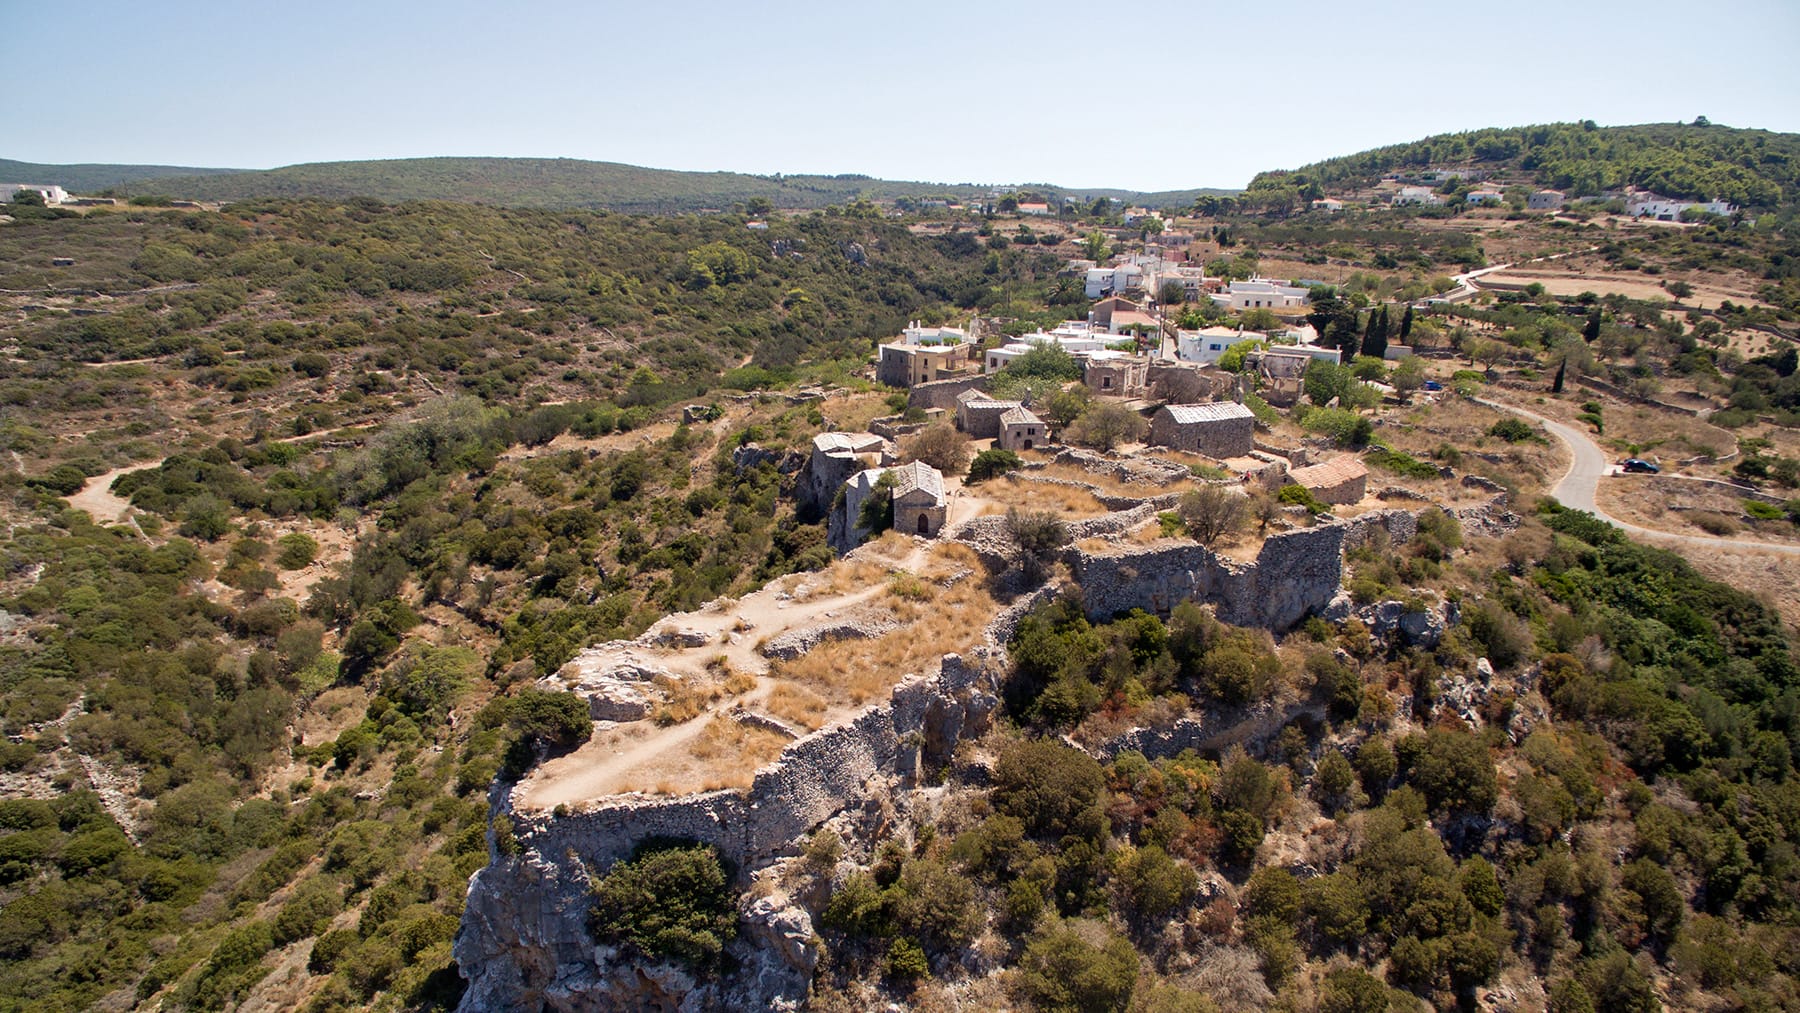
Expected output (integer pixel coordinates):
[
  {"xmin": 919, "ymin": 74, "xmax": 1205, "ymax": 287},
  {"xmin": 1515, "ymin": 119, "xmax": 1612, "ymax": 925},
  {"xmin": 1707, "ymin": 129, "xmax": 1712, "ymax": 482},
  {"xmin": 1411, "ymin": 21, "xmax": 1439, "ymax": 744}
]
[{"xmin": 453, "ymin": 457, "xmax": 1506, "ymax": 1011}]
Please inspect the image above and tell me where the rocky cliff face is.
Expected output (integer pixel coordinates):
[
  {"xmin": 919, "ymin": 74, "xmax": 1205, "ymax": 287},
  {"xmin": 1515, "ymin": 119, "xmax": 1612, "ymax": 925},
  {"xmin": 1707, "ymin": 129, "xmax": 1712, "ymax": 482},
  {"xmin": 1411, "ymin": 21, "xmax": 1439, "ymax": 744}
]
[{"xmin": 453, "ymin": 651, "xmax": 1007, "ymax": 1012}]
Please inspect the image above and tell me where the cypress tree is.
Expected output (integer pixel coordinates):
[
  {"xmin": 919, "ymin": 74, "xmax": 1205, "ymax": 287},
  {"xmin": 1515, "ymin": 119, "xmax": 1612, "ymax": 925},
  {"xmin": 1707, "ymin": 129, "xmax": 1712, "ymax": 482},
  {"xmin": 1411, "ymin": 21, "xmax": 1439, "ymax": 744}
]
[
  {"xmin": 1583, "ymin": 308, "xmax": 1602, "ymax": 343},
  {"xmin": 1364, "ymin": 307, "xmax": 1389, "ymax": 360},
  {"xmin": 1552, "ymin": 357, "xmax": 1566, "ymax": 393},
  {"xmin": 1400, "ymin": 304, "xmax": 1415, "ymax": 341}
]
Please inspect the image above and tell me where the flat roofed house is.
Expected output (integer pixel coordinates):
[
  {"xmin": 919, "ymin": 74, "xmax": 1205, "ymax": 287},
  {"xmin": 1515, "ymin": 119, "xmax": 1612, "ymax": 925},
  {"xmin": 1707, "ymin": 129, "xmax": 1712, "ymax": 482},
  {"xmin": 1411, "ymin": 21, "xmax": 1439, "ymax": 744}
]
[
  {"xmin": 1148, "ymin": 402, "xmax": 1256, "ymax": 458},
  {"xmin": 1528, "ymin": 189, "xmax": 1565, "ymax": 210},
  {"xmin": 1082, "ymin": 353, "xmax": 1149, "ymax": 397}
]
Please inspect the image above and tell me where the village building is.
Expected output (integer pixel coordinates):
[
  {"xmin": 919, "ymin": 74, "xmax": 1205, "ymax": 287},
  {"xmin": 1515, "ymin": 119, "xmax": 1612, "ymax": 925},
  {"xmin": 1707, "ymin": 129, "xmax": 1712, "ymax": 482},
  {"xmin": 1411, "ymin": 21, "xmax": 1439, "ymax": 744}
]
[
  {"xmin": 1392, "ymin": 186, "xmax": 1444, "ymax": 207},
  {"xmin": 1017, "ymin": 202, "xmax": 1052, "ymax": 216},
  {"xmin": 890, "ymin": 460, "xmax": 949, "ymax": 537},
  {"xmin": 1286, "ymin": 456, "xmax": 1368, "ymax": 506},
  {"xmin": 1177, "ymin": 326, "xmax": 1260, "ymax": 365},
  {"xmin": 956, "ymin": 389, "xmax": 1023, "ymax": 439},
  {"xmin": 1082, "ymin": 352, "xmax": 1149, "ymax": 397},
  {"xmin": 999, "ymin": 407, "xmax": 1048, "ymax": 452},
  {"xmin": 1466, "ymin": 189, "xmax": 1504, "ymax": 204},
  {"xmin": 3, "ymin": 184, "xmax": 69, "ymax": 205},
  {"xmin": 806, "ymin": 431, "xmax": 894, "ymax": 513},
  {"xmin": 1310, "ymin": 198, "xmax": 1345, "ymax": 212},
  {"xmin": 1625, "ymin": 195, "xmax": 1736, "ymax": 220},
  {"xmin": 1210, "ymin": 278, "xmax": 1310, "ymax": 312},
  {"xmin": 878, "ymin": 342, "xmax": 968, "ymax": 388},
  {"xmin": 1527, "ymin": 189, "xmax": 1566, "ymax": 210},
  {"xmin": 1148, "ymin": 402, "xmax": 1256, "ymax": 458}
]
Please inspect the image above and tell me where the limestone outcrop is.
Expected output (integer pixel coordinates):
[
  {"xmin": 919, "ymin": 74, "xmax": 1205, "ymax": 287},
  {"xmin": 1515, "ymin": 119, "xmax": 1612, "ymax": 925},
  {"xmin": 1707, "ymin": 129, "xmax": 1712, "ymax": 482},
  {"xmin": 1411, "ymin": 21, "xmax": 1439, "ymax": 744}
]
[{"xmin": 453, "ymin": 650, "xmax": 1007, "ymax": 1012}]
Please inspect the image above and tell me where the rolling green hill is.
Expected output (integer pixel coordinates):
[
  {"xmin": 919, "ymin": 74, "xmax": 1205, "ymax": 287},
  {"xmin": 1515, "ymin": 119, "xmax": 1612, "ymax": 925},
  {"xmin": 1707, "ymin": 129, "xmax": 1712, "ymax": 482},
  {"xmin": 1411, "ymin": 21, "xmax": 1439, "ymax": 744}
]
[
  {"xmin": 1246, "ymin": 121, "xmax": 1800, "ymax": 209},
  {"xmin": 105, "ymin": 156, "xmax": 1232, "ymax": 214},
  {"xmin": 0, "ymin": 158, "xmax": 246, "ymax": 194}
]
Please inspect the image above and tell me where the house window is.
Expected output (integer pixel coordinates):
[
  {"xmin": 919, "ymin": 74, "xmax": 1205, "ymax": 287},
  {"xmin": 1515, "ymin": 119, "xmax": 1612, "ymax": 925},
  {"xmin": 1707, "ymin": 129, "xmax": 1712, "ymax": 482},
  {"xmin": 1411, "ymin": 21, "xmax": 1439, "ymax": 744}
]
[{"xmin": 1102, "ymin": 377, "xmax": 1111, "ymax": 389}]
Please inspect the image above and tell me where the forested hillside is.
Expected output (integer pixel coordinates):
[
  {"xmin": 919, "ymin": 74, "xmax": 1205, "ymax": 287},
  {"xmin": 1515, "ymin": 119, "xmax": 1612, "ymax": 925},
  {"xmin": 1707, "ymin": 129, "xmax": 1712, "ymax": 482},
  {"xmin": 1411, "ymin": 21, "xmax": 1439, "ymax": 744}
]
[
  {"xmin": 0, "ymin": 159, "xmax": 245, "ymax": 194},
  {"xmin": 1246, "ymin": 122, "xmax": 1800, "ymax": 209}
]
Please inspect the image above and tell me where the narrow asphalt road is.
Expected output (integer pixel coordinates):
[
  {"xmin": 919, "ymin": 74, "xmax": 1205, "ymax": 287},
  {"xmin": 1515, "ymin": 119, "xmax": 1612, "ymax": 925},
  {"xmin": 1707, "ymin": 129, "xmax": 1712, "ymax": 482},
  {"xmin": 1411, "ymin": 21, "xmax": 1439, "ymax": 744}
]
[{"xmin": 1480, "ymin": 399, "xmax": 1800, "ymax": 557}]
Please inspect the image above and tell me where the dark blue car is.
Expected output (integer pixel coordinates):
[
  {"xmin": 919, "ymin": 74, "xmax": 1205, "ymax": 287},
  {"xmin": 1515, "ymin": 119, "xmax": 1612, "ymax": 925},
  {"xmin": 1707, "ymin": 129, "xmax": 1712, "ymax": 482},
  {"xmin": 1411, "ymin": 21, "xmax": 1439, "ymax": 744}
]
[{"xmin": 1621, "ymin": 459, "xmax": 1659, "ymax": 474}]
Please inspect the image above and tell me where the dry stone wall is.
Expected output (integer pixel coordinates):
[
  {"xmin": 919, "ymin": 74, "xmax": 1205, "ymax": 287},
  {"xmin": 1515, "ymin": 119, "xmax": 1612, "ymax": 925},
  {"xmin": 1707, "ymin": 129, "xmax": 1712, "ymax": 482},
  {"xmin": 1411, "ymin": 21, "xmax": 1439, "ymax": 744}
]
[
  {"xmin": 454, "ymin": 650, "xmax": 1008, "ymax": 1012},
  {"xmin": 906, "ymin": 374, "xmax": 990, "ymax": 411},
  {"xmin": 1071, "ymin": 509, "xmax": 1417, "ymax": 631}
]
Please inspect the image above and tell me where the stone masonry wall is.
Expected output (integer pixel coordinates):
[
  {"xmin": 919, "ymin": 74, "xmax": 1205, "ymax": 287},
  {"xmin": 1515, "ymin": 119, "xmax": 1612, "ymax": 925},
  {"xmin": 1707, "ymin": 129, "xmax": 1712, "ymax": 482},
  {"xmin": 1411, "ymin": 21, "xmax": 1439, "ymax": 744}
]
[
  {"xmin": 454, "ymin": 650, "xmax": 1007, "ymax": 1013},
  {"xmin": 906, "ymin": 373, "xmax": 990, "ymax": 411},
  {"xmin": 1070, "ymin": 508, "xmax": 1416, "ymax": 631}
]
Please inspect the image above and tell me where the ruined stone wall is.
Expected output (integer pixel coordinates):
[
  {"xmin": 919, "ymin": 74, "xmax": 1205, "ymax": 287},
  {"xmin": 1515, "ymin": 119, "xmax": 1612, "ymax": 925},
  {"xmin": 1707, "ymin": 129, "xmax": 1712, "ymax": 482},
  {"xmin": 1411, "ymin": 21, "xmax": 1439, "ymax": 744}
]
[
  {"xmin": 455, "ymin": 651, "xmax": 1008, "ymax": 1013},
  {"xmin": 1069, "ymin": 509, "xmax": 1418, "ymax": 631},
  {"xmin": 906, "ymin": 373, "xmax": 990, "ymax": 411},
  {"xmin": 1148, "ymin": 360, "xmax": 1230, "ymax": 404}
]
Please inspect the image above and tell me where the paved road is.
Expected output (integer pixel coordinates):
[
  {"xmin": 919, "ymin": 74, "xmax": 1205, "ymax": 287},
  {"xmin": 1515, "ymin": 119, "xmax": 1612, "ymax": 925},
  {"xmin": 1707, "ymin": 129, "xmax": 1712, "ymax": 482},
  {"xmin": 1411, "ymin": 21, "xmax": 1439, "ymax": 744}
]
[{"xmin": 1481, "ymin": 399, "xmax": 1800, "ymax": 557}]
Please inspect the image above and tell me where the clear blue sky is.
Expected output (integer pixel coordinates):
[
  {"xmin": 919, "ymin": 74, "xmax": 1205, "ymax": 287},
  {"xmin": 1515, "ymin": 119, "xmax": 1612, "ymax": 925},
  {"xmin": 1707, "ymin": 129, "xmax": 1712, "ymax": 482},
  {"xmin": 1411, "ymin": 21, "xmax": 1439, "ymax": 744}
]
[{"xmin": 8, "ymin": 0, "xmax": 1798, "ymax": 191}]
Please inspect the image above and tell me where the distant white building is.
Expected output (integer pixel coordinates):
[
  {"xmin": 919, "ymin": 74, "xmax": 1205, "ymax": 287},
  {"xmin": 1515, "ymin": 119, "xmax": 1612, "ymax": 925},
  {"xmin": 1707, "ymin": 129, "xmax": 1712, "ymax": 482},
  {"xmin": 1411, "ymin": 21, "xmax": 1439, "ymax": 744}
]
[
  {"xmin": 3, "ymin": 184, "xmax": 68, "ymax": 205},
  {"xmin": 1626, "ymin": 195, "xmax": 1736, "ymax": 220},
  {"xmin": 1177, "ymin": 326, "xmax": 1261, "ymax": 365},
  {"xmin": 896, "ymin": 321, "xmax": 969, "ymax": 347},
  {"xmin": 1392, "ymin": 186, "xmax": 1444, "ymax": 207},
  {"xmin": 1083, "ymin": 263, "xmax": 1145, "ymax": 299},
  {"xmin": 1264, "ymin": 343, "xmax": 1341, "ymax": 365},
  {"xmin": 1310, "ymin": 198, "xmax": 1344, "ymax": 212},
  {"xmin": 1466, "ymin": 189, "xmax": 1504, "ymax": 204},
  {"xmin": 1527, "ymin": 189, "xmax": 1566, "ymax": 210},
  {"xmin": 1210, "ymin": 279, "xmax": 1310, "ymax": 312},
  {"xmin": 1017, "ymin": 202, "xmax": 1052, "ymax": 216}
]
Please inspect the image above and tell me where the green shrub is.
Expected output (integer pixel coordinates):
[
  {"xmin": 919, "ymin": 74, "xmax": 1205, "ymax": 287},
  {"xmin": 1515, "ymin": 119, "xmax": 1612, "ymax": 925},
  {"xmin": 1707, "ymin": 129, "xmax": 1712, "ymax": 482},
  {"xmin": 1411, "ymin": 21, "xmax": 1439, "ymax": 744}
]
[
  {"xmin": 1364, "ymin": 444, "xmax": 1438, "ymax": 479},
  {"xmin": 1278, "ymin": 483, "xmax": 1327, "ymax": 514},
  {"xmin": 1744, "ymin": 499, "xmax": 1784, "ymax": 520},
  {"xmin": 1487, "ymin": 418, "xmax": 1537, "ymax": 442},
  {"xmin": 589, "ymin": 841, "xmax": 737, "ymax": 973},
  {"xmin": 1015, "ymin": 921, "xmax": 1139, "ymax": 1013},
  {"xmin": 967, "ymin": 448, "xmax": 1024, "ymax": 483}
]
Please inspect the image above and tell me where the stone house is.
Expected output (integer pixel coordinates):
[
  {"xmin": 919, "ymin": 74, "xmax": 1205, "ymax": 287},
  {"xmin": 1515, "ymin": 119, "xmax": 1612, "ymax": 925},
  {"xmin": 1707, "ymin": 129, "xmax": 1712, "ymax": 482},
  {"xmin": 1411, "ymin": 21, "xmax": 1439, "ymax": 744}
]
[
  {"xmin": 877, "ymin": 342, "xmax": 968, "ymax": 388},
  {"xmin": 1286, "ymin": 456, "xmax": 1367, "ymax": 506},
  {"xmin": 890, "ymin": 461, "xmax": 948, "ymax": 537},
  {"xmin": 1528, "ymin": 189, "xmax": 1565, "ymax": 210},
  {"xmin": 805, "ymin": 431, "xmax": 893, "ymax": 513},
  {"xmin": 956, "ymin": 388, "xmax": 1022, "ymax": 439},
  {"xmin": 999, "ymin": 407, "xmax": 1048, "ymax": 452},
  {"xmin": 1148, "ymin": 402, "xmax": 1256, "ymax": 458},
  {"xmin": 1083, "ymin": 354, "xmax": 1149, "ymax": 397}
]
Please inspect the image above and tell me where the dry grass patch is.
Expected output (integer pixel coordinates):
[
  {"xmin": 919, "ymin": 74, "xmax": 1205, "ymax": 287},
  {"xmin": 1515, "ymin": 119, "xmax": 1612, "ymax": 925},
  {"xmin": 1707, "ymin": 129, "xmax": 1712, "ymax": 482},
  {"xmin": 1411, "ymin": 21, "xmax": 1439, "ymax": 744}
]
[
  {"xmin": 771, "ymin": 579, "xmax": 999, "ymax": 712},
  {"xmin": 686, "ymin": 717, "xmax": 791, "ymax": 787},
  {"xmin": 1033, "ymin": 462, "xmax": 1169, "ymax": 497},
  {"xmin": 651, "ymin": 674, "xmax": 730, "ymax": 726},
  {"xmin": 976, "ymin": 475, "xmax": 1110, "ymax": 518},
  {"xmin": 766, "ymin": 683, "xmax": 829, "ymax": 730}
]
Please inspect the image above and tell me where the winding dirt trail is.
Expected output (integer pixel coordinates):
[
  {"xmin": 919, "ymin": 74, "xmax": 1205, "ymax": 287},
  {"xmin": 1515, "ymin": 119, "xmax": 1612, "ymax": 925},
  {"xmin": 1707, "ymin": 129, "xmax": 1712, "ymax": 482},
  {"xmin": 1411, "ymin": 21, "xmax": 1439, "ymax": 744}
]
[{"xmin": 64, "ymin": 462, "xmax": 158, "ymax": 525}]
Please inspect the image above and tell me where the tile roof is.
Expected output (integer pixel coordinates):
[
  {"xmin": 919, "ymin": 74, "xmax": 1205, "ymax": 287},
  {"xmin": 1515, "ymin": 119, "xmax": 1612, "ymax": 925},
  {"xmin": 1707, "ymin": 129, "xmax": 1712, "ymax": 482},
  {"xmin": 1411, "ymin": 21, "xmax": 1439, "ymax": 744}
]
[
  {"xmin": 1161, "ymin": 402, "xmax": 1255, "ymax": 425},
  {"xmin": 1001, "ymin": 407, "xmax": 1043, "ymax": 426},
  {"xmin": 1289, "ymin": 456, "xmax": 1368, "ymax": 487},
  {"xmin": 890, "ymin": 460, "xmax": 945, "ymax": 500}
]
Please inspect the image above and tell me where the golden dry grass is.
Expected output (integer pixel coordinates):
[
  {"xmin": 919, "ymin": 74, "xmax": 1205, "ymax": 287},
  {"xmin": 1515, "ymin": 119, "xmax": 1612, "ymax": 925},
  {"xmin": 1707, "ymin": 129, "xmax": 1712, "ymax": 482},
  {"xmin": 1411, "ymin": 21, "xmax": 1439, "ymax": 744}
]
[
  {"xmin": 688, "ymin": 716, "xmax": 792, "ymax": 778},
  {"xmin": 1032, "ymin": 462, "xmax": 1169, "ymax": 497},
  {"xmin": 974, "ymin": 475, "xmax": 1111, "ymax": 518},
  {"xmin": 769, "ymin": 570, "xmax": 998, "ymax": 712},
  {"xmin": 766, "ymin": 683, "xmax": 829, "ymax": 730}
]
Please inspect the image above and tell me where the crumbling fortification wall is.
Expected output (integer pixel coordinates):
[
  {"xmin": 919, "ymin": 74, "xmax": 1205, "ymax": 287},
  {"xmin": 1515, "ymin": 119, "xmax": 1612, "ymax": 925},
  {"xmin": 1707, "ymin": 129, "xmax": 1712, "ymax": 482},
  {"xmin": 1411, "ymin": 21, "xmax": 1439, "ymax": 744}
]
[
  {"xmin": 1071, "ymin": 509, "xmax": 1416, "ymax": 631},
  {"xmin": 454, "ymin": 650, "xmax": 1007, "ymax": 1013}
]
